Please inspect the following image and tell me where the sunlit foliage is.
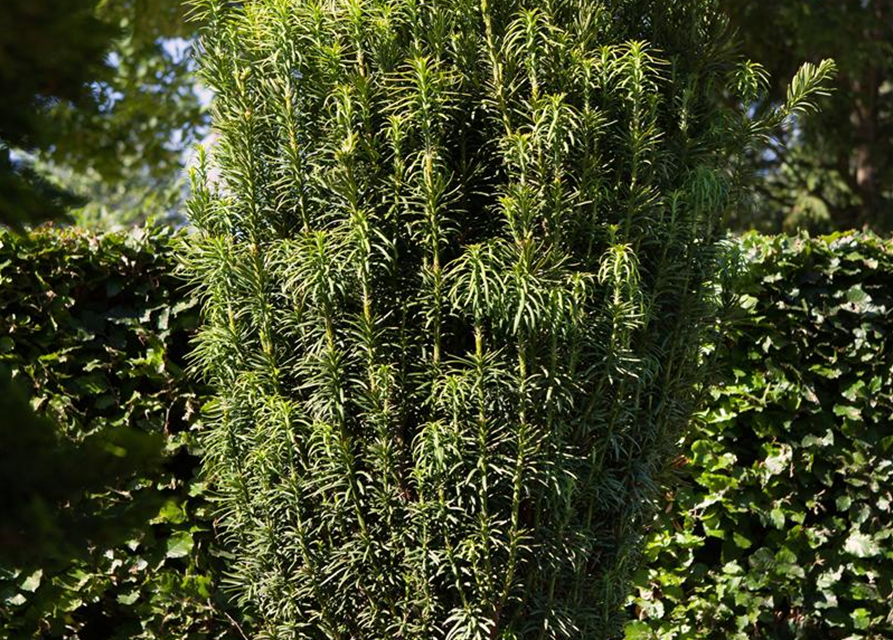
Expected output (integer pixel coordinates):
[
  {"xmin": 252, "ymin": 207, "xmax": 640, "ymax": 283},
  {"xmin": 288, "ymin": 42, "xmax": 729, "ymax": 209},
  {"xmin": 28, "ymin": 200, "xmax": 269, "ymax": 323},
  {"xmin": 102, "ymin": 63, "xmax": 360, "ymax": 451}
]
[
  {"xmin": 630, "ymin": 232, "xmax": 893, "ymax": 639},
  {"xmin": 182, "ymin": 1, "xmax": 833, "ymax": 637}
]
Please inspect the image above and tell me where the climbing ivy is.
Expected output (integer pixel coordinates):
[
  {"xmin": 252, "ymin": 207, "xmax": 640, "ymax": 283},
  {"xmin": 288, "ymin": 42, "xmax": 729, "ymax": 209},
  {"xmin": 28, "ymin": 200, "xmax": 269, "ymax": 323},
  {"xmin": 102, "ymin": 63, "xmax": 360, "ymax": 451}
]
[
  {"xmin": 628, "ymin": 232, "xmax": 893, "ymax": 640},
  {"xmin": 0, "ymin": 227, "xmax": 242, "ymax": 640}
]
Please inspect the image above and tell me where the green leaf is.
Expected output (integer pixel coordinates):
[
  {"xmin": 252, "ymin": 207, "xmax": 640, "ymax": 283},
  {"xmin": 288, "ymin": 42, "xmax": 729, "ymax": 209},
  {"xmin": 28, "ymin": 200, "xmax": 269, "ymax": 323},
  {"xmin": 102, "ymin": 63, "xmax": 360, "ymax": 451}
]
[
  {"xmin": 763, "ymin": 445, "xmax": 792, "ymax": 476},
  {"xmin": 802, "ymin": 430, "xmax": 835, "ymax": 448},
  {"xmin": 20, "ymin": 569, "xmax": 42, "ymax": 593},
  {"xmin": 748, "ymin": 547, "xmax": 775, "ymax": 572},
  {"xmin": 842, "ymin": 380, "xmax": 866, "ymax": 402},
  {"xmin": 833, "ymin": 404, "xmax": 862, "ymax": 421},
  {"xmin": 624, "ymin": 621, "xmax": 655, "ymax": 639},
  {"xmin": 851, "ymin": 607, "xmax": 871, "ymax": 630},
  {"xmin": 844, "ymin": 531, "xmax": 880, "ymax": 558},
  {"xmin": 732, "ymin": 532, "xmax": 753, "ymax": 549},
  {"xmin": 165, "ymin": 531, "xmax": 194, "ymax": 559},
  {"xmin": 153, "ymin": 499, "xmax": 187, "ymax": 525}
]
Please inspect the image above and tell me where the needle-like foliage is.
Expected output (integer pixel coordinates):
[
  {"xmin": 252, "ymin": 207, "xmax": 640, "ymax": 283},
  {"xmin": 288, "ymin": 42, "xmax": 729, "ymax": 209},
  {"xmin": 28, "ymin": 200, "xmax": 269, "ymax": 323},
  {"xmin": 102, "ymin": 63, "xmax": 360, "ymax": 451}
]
[{"xmin": 181, "ymin": 2, "xmax": 833, "ymax": 638}]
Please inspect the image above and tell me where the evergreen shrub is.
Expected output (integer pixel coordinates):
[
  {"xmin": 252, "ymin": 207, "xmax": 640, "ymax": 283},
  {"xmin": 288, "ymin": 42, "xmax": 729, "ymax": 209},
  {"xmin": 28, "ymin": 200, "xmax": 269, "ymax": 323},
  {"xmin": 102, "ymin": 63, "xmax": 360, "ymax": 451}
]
[
  {"xmin": 629, "ymin": 232, "xmax": 893, "ymax": 640},
  {"xmin": 183, "ymin": 0, "xmax": 833, "ymax": 637}
]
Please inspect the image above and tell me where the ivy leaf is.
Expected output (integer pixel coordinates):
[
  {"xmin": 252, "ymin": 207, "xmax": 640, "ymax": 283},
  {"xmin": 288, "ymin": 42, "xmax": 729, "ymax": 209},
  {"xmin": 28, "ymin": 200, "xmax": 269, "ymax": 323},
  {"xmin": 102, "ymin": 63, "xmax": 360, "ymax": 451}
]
[
  {"xmin": 165, "ymin": 531, "xmax": 194, "ymax": 559},
  {"xmin": 801, "ymin": 430, "xmax": 834, "ymax": 448},
  {"xmin": 844, "ymin": 531, "xmax": 880, "ymax": 558},
  {"xmin": 732, "ymin": 532, "xmax": 753, "ymax": 549},
  {"xmin": 842, "ymin": 380, "xmax": 866, "ymax": 402},
  {"xmin": 152, "ymin": 499, "xmax": 187, "ymax": 525},
  {"xmin": 624, "ymin": 621, "xmax": 654, "ymax": 639},
  {"xmin": 763, "ymin": 445, "xmax": 792, "ymax": 476},
  {"xmin": 851, "ymin": 608, "xmax": 871, "ymax": 630},
  {"xmin": 833, "ymin": 404, "xmax": 862, "ymax": 421},
  {"xmin": 748, "ymin": 547, "xmax": 775, "ymax": 572},
  {"xmin": 20, "ymin": 570, "xmax": 42, "ymax": 593}
]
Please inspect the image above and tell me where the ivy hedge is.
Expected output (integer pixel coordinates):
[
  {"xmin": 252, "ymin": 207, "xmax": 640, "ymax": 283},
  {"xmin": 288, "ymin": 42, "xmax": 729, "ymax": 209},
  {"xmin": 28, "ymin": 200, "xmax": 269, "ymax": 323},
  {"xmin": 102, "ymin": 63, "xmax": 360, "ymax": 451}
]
[
  {"xmin": 0, "ymin": 227, "xmax": 240, "ymax": 640},
  {"xmin": 629, "ymin": 232, "xmax": 893, "ymax": 639},
  {"xmin": 1, "ymin": 229, "xmax": 891, "ymax": 639}
]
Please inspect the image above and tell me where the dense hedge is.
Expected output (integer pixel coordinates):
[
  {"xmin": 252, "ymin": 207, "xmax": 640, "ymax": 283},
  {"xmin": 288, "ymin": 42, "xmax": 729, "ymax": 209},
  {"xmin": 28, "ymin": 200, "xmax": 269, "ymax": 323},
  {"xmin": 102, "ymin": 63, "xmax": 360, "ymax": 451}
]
[
  {"xmin": 2, "ymin": 229, "xmax": 891, "ymax": 639},
  {"xmin": 0, "ymin": 227, "xmax": 239, "ymax": 640},
  {"xmin": 628, "ymin": 232, "xmax": 893, "ymax": 639}
]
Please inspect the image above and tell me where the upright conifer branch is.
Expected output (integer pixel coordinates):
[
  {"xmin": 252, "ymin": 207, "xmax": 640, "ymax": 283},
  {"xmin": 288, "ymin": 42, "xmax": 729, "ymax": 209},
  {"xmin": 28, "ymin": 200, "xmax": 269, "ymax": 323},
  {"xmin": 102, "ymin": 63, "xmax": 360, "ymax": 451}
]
[{"xmin": 182, "ymin": 1, "xmax": 833, "ymax": 636}]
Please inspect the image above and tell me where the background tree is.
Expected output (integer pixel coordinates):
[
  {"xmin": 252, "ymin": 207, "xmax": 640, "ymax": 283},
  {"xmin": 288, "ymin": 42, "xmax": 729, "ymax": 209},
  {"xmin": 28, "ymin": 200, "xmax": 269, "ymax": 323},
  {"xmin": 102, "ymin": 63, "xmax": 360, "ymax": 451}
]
[
  {"xmin": 724, "ymin": 0, "xmax": 893, "ymax": 232},
  {"xmin": 0, "ymin": 2, "xmax": 121, "ymax": 534},
  {"xmin": 42, "ymin": 0, "xmax": 208, "ymax": 227},
  {"xmin": 183, "ymin": 0, "xmax": 832, "ymax": 637},
  {"xmin": 0, "ymin": 0, "xmax": 206, "ymax": 230},
  {"xmin": 0, "ymin": 0, "xmax": 112, "ymax": 229}
]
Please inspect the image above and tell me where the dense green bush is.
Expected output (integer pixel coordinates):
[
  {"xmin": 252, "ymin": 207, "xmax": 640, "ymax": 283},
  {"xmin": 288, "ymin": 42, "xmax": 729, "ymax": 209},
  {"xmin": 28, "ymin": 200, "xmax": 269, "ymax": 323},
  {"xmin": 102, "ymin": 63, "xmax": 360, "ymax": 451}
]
[
  {"xmin": 182, "ymin": 0, "xmax": 831, "ymax": 637},
  {"xmin": 3, "ymin": 229, "xmax": 890, "ymax": 639},
  {"xmin": 0, "ymin": 227, "xmax": 240, "ymax": 640},
  {"xmin": 628, "ymin": 232, "xmax": 893, "ymax": 640}
]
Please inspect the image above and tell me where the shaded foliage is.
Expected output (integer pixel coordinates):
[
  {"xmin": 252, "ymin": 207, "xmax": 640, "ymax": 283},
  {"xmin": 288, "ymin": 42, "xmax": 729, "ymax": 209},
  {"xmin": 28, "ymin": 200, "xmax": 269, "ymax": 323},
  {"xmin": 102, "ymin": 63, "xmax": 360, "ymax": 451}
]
[
  {"xmin": 724, "ymin": 0, "xmax": 893, "ymax": 232},
  {"xmin": 0, "ymin": 0, "xmax": 208, "ymax": 230},
  {"xmin": 0, "ymin": 228, "xmax": 242, "ymax": 640},
  {"xmin": 629, "ymin": 232, "xmax": 893, "ymax": 639},
  {"xmin": 0, "ymin": 370, "xmax": 163, "ymax": 568},
  {"xmin": 0, "ymin": 0, "xmax": 113, "ymax": 228},
  {"xmin": 0, "ymin": 0, "xmax": 112, "ymax": 152},
  {"xmin": 182, "ymin": 0, "xmax": 831, "ymax": 637}
]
